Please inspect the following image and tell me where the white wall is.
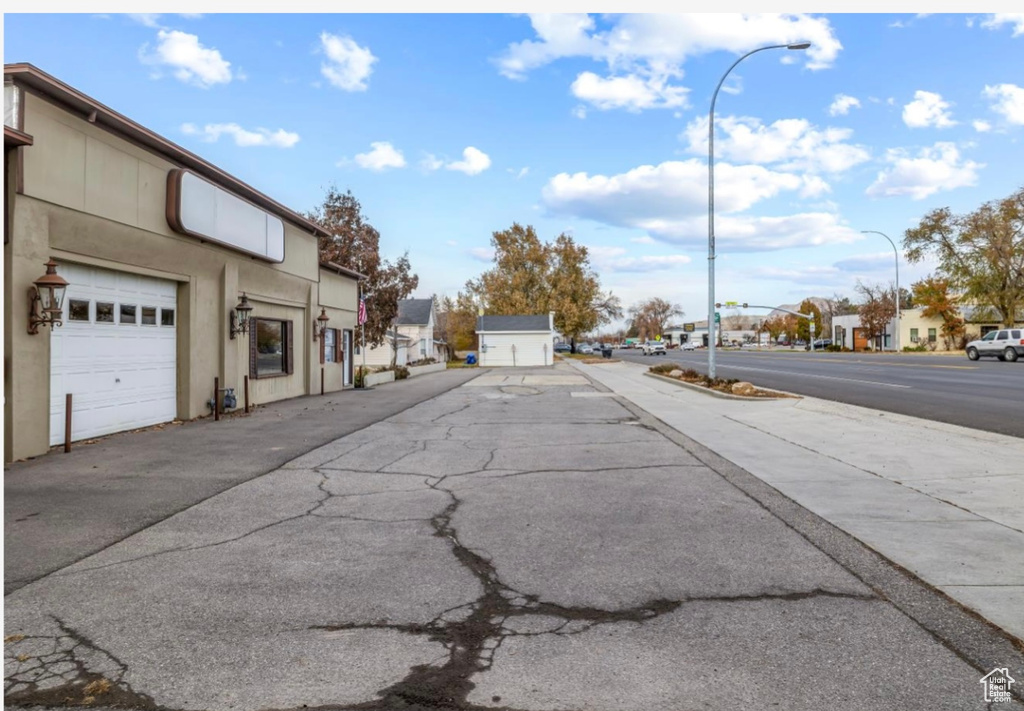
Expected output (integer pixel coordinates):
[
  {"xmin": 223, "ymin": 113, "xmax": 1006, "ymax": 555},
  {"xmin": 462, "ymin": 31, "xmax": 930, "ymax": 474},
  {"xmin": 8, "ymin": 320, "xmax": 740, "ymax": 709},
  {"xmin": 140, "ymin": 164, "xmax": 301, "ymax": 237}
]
[{"xmin": 479, "ymin": 332, "xmax": 552, "ymax": 367}]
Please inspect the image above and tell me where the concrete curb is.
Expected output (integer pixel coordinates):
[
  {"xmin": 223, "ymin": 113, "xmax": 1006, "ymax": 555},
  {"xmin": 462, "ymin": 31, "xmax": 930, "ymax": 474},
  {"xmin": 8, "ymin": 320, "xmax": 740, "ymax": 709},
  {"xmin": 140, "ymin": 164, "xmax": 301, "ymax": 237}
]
[{"xmin": 643, "ymin": 371, "xmax": 799, "ymax": 400}]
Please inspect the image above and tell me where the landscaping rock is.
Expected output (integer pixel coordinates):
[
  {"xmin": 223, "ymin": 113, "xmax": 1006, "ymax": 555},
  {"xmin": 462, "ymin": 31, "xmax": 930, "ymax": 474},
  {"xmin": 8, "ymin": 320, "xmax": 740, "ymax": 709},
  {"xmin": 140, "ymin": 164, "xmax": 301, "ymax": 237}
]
[
  {"xmin": 731, "ymin": 381, "xmax": 757, "ymax": 396},
  {"xmin": 669, "ymin": 369, "xmax": 684, "ymax": 378}
]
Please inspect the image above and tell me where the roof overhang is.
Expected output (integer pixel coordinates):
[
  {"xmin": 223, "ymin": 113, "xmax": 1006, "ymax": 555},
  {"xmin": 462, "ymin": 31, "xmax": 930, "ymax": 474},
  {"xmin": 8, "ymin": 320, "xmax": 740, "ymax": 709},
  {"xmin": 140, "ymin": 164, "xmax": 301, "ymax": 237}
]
[
  {"xmin": 4, "ymin": 125, "xmax": 33, "ymax": 147},
  {"xmin": 319, "ymin": 261, "xmax": 367, "ymax": 281},
  {"xmin": 5, "ymin": 62, "xmax": 331, "ymax": 239}
]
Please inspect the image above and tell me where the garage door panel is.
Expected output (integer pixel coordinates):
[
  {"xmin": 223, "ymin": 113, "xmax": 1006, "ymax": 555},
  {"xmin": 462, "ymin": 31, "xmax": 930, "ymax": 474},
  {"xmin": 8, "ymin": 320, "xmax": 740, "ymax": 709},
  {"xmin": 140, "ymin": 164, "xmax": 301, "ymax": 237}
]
[{"xmin": 50, "ymin": 262, "xmax": 177, "ymax": 446}]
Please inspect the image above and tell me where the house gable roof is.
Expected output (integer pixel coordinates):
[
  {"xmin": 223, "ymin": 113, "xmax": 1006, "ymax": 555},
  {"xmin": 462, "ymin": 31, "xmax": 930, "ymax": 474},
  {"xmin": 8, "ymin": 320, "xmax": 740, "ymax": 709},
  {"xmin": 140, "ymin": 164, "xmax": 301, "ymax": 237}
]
[
  {"xmin": 396, "ymin": 298, "xmax": 434, "ymax": 325},
  {"xmin": 476, "ymin": 315, "xmax": 551, "ymax": 333}
]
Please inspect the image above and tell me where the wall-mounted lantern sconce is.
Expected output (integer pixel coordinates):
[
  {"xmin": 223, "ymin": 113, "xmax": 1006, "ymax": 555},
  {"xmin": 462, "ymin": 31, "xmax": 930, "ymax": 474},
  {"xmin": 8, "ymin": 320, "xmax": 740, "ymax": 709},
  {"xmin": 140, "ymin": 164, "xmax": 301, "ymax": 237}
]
[
  {"xmin": 229, "ymin": 293, "xmax": 253, "ymax": 339},
  {"xmin": 28, "ymin": 260, "xmax": 69, "ymax": 335},
  {"xmin": 313, "ymin": 307, "xmax": 330, "ymax": 342}
]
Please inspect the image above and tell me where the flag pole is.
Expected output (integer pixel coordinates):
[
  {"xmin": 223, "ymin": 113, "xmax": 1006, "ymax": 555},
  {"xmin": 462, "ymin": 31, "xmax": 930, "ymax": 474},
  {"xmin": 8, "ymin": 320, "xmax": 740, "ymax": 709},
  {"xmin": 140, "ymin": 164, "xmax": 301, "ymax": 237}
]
[{"xmin": 360, "ymin": 283, "xmax": 366, "ymax": 387}]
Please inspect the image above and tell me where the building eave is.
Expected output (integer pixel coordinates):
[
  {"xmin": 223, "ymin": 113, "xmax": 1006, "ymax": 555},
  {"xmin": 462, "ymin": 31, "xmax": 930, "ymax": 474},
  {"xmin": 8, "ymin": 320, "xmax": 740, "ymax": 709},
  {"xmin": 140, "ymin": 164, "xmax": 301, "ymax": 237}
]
[{"xmin": 5, "ymin": 62, "xmax": 331, "ymax": 240}]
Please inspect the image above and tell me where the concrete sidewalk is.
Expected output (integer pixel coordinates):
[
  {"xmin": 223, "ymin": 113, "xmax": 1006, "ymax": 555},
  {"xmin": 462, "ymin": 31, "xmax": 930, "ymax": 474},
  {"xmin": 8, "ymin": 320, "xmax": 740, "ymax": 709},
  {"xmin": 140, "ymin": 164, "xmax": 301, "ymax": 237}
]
[
  {"xmin": 4, "ymin": 368, "xmax": 482, "ymax": 594},
  {"xmin": 565, "ymin": 357, "xmax": 1024, "ymax": 642}
]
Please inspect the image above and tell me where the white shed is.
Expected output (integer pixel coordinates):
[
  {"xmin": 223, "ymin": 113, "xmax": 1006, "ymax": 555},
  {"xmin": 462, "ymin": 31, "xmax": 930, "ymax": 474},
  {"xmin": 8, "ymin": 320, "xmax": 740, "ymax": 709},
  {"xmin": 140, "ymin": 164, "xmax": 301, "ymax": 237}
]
[{"xmin": 476, "ymin": 313, "xmax": 555, "ymax": 367}]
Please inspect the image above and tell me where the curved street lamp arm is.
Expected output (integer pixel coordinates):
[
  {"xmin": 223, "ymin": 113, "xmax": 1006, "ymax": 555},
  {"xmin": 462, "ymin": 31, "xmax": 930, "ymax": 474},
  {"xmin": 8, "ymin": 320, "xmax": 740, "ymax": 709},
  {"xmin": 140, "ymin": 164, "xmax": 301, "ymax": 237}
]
[{"xmin": 861, "ymin": 230, "xmax": 901, "ymax": 351}]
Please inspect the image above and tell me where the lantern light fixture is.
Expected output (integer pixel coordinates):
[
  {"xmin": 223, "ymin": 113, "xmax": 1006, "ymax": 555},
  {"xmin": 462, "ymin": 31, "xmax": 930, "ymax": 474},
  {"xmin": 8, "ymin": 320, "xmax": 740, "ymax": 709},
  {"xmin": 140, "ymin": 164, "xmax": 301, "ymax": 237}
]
[
  {"xmin": 313, "ymin": 308, "xmax": 330, "ymax": 342},
  {"xmin": 229, "ymin": 293, "xmax": 254, "ymax": 339},
  {"xmin": 28, "ymin": 260, "xmax": 69, "ymax": 335}
]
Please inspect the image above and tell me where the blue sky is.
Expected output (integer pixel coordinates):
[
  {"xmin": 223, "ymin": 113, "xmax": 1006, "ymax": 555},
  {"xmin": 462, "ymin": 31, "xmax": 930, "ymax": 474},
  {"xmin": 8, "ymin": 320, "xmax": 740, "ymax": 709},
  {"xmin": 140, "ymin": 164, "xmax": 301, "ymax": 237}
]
[{"xmin": 5, "ymin": 12, "xmax": 1023, "ymax": 328}]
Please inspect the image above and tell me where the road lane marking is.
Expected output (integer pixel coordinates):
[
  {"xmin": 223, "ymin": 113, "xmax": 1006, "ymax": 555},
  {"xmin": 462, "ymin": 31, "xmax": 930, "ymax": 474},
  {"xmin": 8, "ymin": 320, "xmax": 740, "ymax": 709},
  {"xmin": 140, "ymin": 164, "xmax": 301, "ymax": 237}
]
[
  {"xmin": 665, "ymin": 359, "xmax": 911, "ymax": 389},
  {"xmin": 721, "ymin": 352, "xmax": 977, "ymax": 370}
]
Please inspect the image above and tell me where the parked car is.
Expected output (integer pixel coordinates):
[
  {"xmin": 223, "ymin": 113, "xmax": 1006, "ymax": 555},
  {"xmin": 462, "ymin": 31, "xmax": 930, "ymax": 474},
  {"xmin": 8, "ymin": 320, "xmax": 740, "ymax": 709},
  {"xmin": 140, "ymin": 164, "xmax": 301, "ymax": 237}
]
[
  {"xmin": 681, "ymin": 341, "xmax": 698, "ymax": 351},
  {"xmin": 808, "ymin": 339, "xmax": 832, "ymax": 350},
  {"xmin": 641, "ymin": 340, "xmax": 667, "ymax": 356},
  {"xmin": 965, "ymin": 329, "xmax": 1024, "ymax": 362},
  {"xmin": 578, "ymin": 344, "xmax": 594, "ymax": 355},
  {"xmin": 553, "ymin": 342, "xmax": 571, "ymax": 353}
]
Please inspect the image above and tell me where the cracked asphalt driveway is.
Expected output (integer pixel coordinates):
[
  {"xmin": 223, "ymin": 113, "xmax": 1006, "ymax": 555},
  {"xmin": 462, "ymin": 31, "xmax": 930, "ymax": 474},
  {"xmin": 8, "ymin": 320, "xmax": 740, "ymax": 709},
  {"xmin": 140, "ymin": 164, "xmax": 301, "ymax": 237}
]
[{"xmin": 4, "ymin": 366, "xmax": 1017, "ymax": 710}]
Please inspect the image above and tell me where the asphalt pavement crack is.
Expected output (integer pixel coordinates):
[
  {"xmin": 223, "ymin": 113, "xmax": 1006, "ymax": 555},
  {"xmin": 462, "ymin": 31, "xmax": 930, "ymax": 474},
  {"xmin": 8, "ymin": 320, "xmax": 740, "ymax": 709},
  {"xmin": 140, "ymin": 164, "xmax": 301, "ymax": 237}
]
[
  {"xmin": 4, "ymin": 616, "xmax": 159, "ymax": 709},
  {"xmin": 309, "ymin": 473, "xmax": 870, "ymax": 711}
]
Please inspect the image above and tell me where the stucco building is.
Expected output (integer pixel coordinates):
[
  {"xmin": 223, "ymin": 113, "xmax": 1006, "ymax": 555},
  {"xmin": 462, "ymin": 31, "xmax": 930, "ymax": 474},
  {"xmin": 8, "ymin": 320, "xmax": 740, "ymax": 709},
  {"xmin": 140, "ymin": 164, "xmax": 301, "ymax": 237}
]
[{"xmin": 4, "ymin": 64, "xmax": 362, "ymax": 462}]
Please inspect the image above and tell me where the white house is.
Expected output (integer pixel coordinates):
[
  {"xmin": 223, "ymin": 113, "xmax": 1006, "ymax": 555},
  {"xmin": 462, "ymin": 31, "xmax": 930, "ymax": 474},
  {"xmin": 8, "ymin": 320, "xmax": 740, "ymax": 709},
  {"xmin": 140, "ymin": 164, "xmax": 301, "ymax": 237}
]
[
  {"xmin": 394, "ymin": 298, "xmax": 445, "ymax": 363},
  {"xmin": 359, "ymin": 330, "xmax": 412, "ymax": 367},
  {"xmin": 476, "ymin": 313, "xmax": 555, "ymax": 367}
]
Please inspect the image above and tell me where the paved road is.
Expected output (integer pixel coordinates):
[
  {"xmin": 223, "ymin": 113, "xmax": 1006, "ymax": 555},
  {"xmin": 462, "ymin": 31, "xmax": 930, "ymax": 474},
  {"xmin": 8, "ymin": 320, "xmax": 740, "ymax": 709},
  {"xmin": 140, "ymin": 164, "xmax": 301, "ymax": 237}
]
[
  {"xmin": 5, "ymin": 365, "xmax": 1020, "ymax": 710},
  {"xmin": 617, "ymin": 349, "xmax": 1024, "ymax": 437}
]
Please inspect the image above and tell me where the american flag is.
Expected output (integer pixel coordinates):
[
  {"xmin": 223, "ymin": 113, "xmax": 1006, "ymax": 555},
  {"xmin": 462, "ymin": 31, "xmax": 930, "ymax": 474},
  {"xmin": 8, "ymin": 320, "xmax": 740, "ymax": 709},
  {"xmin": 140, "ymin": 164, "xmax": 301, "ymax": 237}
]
[{"xmin": 357, "ymin": 298, "xmax": 367, "ymax": 325}]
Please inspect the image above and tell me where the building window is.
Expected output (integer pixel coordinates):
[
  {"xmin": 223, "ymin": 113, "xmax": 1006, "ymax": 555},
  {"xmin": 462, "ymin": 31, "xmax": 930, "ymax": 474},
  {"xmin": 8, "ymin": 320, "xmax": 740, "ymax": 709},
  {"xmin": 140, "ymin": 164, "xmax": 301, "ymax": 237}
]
[
  {"xmin": 928, "ymin": 328, "xmax": 937, "ymax": 343},
  {"xmin": 120, "ymin": 304, "xmax": 137, "ymax": 325},
  {"xmin": 96, "ymin": 302, "xmax": 114, "ymax": 323},
  {"xmin": 324, "ymin": 328, "xmax": 337, "ymax": 363},
  {"xmin": 68, "ymin": 299, "xmax": 90, "ymax": 322},
  {"xmin": 141, "ymin": 307, "xmax": 157, "ymax": 325},
  {"xmin": 910, "ymin": 328, "xmax": 919, "ymax": 343},
  {"xmin": 251, "ymin": 318, "xmax": 293, "ymax": 378},
  {"xmin": 161, "ymin": 308, "xmax": 175, "ymax": 327}
]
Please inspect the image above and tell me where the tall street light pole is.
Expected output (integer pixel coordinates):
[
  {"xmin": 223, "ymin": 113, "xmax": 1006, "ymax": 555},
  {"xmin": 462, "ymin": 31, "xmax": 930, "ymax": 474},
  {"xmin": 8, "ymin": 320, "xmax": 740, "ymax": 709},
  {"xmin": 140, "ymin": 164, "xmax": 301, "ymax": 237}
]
[
  {"xmin": 708, "ymin": 42, "xmax": 810, "ymax": 379},
  {"xmin": 861, "ymin": 230, "xmax": 900, "ymax": 352}
]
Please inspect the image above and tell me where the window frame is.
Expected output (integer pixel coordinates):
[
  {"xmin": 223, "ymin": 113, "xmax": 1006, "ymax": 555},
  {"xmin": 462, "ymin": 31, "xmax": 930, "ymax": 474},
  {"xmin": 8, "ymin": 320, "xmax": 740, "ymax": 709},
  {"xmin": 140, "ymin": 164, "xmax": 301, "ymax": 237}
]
[
  {"xmin": 927, "ymin": 328, "xmax": 937, "ymax": 344},
  {"xmin": 910, "ymin": 328, "xmax": 919, "ymax": 343},
  {"xmin": 249, "ymin": 317, "xmax": 294, "ymax": 379}
]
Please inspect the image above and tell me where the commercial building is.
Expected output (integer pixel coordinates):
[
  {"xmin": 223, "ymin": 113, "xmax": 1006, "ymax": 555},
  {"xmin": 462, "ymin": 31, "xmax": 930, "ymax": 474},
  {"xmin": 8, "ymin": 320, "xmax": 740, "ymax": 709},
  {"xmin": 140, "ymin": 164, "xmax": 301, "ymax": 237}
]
[{"xmin": 4, "ymin": 63, "xmax": 362, "ymax": 462}]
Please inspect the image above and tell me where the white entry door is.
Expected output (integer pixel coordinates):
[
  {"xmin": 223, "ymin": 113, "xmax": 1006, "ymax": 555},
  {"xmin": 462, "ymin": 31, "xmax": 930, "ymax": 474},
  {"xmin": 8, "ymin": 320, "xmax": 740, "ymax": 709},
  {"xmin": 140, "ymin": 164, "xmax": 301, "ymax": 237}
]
[{"xmin": 49, "ymin": 262, "xmax": 178, "ymax": 445}]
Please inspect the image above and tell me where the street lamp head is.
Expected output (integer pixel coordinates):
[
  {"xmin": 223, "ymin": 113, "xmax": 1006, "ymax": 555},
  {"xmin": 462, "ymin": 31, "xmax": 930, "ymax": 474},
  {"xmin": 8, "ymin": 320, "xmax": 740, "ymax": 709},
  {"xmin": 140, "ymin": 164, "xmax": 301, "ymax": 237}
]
[{"xmin": 787, "ymin": 42, "xmax": 811, "ymax": 50}]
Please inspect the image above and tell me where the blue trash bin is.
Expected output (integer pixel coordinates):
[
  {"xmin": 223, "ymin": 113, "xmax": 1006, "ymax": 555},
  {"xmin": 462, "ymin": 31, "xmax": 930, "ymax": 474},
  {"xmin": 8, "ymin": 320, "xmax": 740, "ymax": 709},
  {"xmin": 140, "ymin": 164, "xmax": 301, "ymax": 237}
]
[{"xmin": 466, "ymin": 353, "xmax": 477, "ymax": 365}]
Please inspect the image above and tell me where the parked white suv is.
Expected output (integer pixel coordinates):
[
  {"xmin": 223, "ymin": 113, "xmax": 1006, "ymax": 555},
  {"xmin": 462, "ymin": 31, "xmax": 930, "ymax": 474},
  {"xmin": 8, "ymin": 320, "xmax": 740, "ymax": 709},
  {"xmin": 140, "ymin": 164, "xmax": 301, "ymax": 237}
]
[
  {"xmin": 965, "ymin": 329, "xmax": 1024, "ymax": 362},
  {"xmin": 642, "ymin": 340, "xmax": 667, "ymax": 356}
]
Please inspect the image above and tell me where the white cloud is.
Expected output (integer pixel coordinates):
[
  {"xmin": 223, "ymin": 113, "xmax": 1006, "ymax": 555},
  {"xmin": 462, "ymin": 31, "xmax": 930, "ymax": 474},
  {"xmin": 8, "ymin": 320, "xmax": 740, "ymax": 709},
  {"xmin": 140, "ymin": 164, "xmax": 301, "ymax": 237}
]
[
  {"xmin": 832, "ymin": 252, "xmax": 899, "ymax": 273},
  {"xmin": 508, "ymin": 167, "xmax": 529, "ymax": 179},
  {"xmin": 981, "ymin": 14, "xmax": 1024, "ymax": 36},
  {"xmin": 353, "ymin": 142, "xmax": 406, "ymax": 171},
  {"xmin": 973, "ymin": 119, "xmax": 992, "ymax": 132},
  {"xmin": 866, "ymin": 142, "xmax": 982, "ymax": 200},
  {"xmin": 495, "ymin": 14, "xmax": 839, "ymax": 115},
  {"xmin": 445, "ymin": 240, "xmax": 458, "ymax": 247},
  {"xmin": 180, "ymin": 122, "xmax": 299, "ymax": 148},
  {"xmin": 570, "ymin": 71, "xmax": 688, "ymax": 112},
  {"xmin": 828, "ymin": 94, "xmax": 861, "ymax": 116},
  {"xmin": 683, "ymin": 115, "xmax": 870, "ymax": 174},
  {"xmin": 129, "ymin": 14, "xmax": 163, "ymax": 28},
  {"xmin": 587, "ymin": 245, "xmax": 692, "ymax": 273},
  {"xmin": 420, "ymin": 153, "xmax": 444, "ymax": 171},
  {"xmin": 542, "ymin": 160, "xmax": 861, "ymax": 251},
  {"xmin": 319, "ymin": 32, "xmax": 377, "ymax": 91},
  {"xmin": 630, "ymin": 235, "xmax": 656, "ymax": 245},
  {"xmin": 983, "ymin": 83, "xmax": 1024, "ymax": 125},
  {"xmin": 140, "ymin": 30, "xmax": 232, "ymax": 88},
  {"xmin": 446, "ymin": 147, "xmax": 491, "ymax": 175},
  {"xmin": 902, "ymin": 90, "xmax": 957, "ymax": 128},
  {"xmin": 497, "ymin": 14, "xmax": 841, "ymax": 79},
  {"xmin": 750, "ymin": 264, "xmax": 842, "ymax": 286},
  {"xmin": 468, "ymin": 247, "xmax": 495, "ymax": 262},
  {"xmin": 572, "ymin": 105, "xmax": 588, "ymax": 119}
]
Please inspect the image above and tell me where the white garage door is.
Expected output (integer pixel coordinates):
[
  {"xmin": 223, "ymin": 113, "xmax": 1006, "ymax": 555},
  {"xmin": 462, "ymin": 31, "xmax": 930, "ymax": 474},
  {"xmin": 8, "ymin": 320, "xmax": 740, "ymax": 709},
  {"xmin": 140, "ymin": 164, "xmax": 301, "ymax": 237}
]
[
  {"xmin": 49, "ymin": 263, "xmax": 178, "ymax": 446},
  {"xmin": 480, "ymin": 333, "xmax": 552, "ymax": 367}
]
